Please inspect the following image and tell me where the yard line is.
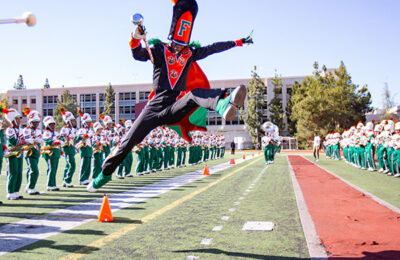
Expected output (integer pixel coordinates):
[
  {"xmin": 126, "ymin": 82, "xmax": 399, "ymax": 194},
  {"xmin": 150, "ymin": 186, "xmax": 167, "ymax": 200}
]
[{"xmin": 0, "ymin": 157, "xmax": 258, "ymax": 256}]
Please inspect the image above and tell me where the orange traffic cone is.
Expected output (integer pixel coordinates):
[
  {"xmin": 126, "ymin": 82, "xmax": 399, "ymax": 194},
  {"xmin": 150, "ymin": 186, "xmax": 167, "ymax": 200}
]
[
  {"xmin": 230, "ymin": 158, "xmax": 235, "ymax": 164},
  {"xmin": 203, "ymin": 165, "xmax": 210, "ymax": 176},
  {"xmin": 98, "ymin": 194, "xmax": 113, "ymax": 222},
  {"xmin": 243, "ymin": 155, "xmax": 246, "ymax": 160}
]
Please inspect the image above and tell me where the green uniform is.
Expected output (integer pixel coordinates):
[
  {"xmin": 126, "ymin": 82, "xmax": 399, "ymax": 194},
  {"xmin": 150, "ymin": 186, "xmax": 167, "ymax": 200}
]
[
  {"xmin": 23, "ymin": 127, "xmax": 42, "ymax": 191},
  {"xmin": 76, "ymin": 128, "xmax": 92, "ymax": 183},
  {"xmin": 42, "ymin": 130, "xmax": 62, "ymax": 188},
  {"xmin": 5, "ymin": 127, "xmax": 23, "ymax": 195},
  {"xmin": 0, "ymin": 129, "xmax": 4, "ymax": 175},
  {"xmin": 60, "ymin": 126, "xmax": 77, "ymax": 184}
]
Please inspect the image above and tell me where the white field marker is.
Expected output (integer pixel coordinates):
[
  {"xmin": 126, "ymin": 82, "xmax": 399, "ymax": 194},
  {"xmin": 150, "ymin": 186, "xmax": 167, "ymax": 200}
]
[
  {"xmin": 221, "ymin": 216, "xmax": 230, "ymax": 221},
  {"xmin": 242, "ymin": 221, "xmax": 275, "ymax": 231},
  {"xmin": 212, "ymin": 226, "xmax": 223, "ymax": 231},
  {"xmin": 200, "ymin": 238, "xmax": 212, "ymax": 245}
]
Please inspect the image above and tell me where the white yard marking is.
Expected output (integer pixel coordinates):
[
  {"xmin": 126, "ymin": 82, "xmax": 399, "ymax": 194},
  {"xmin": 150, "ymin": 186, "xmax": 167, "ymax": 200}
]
[
  {"xmin": 0, "ymin": 159, "xmax": 251, "ymax": 256},
  {"xmin": 200, "ymin": 238, "xmax": 212, "ymax": 245},
  {"xmin": 234, "ymin": 202, "xmax": 240, "ymax": 206},
  {"xmin": 242, "ymin": 221, "xmax": 274, "ymax": 231},
  {"xmin": 228, "ymin": 208, "xmax": 236, "ymax": 212},
  {"xmin": 221, "ymin": 216, "xmax": 230, "ymax": 221},
  {"xmin": 212, "ymin": 226, "xmax": 223, "ymax": 231},
  {"xmin": 186, "ymin": 256, "xmax": 199, "ymax": 260},
  {"xmin": 238, "ymin": 197, "xmax": 244, "ymax": 200}
]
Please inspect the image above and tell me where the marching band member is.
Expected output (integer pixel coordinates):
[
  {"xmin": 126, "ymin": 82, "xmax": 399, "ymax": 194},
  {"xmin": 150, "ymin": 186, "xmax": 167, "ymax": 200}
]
[
  {"xmin": 100, "ymin": 114, "xmax": 113, "ymax": 159},
  {"xmin": 59, "ymin": 108, "xmax": 77, "ymax": 188},
  {"xmin": 119, "ymin": 120, "xmax": 133, "ymax": 178},
  {"xmin": 22, "ymin": 107, "xmax": 43, "ymax": 195},
  {"xmin": 42, "ymin": 116, "xmax": 62, "ymax": 191},
  {"xmin": 0, "ymin": 118, "xmax": 5, "ymax": 176},
  {"xmin": 91, "ymin": 122, "xmax": 105, "ymax": 179},
  {"xmin": 113, "ymin": 124, "xmax": 126, "ymax": 179},
  {"xmin": 4, "ymin": 108, "xmax": 24, "ymax": 200},
  {"xmin": 76, "ymin": 112, "xmax": 93, "ymax": 185}
]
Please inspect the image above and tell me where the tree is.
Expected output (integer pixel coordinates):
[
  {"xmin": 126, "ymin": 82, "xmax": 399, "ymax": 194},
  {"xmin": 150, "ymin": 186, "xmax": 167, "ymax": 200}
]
[
  {"xmin": 103, "ymin": 83, "xmax": 115, "ymax": 117},
  {"xmin": 268, "ymin": 71, "xmax": 285, "ymax": 130},
  {"xmin": 290, "ymin": 61, "xmax": 372, "ymax": 148},
  {"xmin": 380, "ymin": 82, "xmax": 396, "ymax": 120},
  {"xmin": 13, "ymin": 75, "xmax": 26, "ymax": 90},
  {"xmin": 286, "ymin": 81, "xmax": 299, "ymax": 136},
  {"xmin": 44, "ymin": 78, "xmax": 50, "ymax": 89},
  {"xmin": 240, "ymin": 66, "xmax": 266, "ymax": 148},
  {"xmin": 53, "ymin": 90, "xmax": 78, "ymax": 130}
]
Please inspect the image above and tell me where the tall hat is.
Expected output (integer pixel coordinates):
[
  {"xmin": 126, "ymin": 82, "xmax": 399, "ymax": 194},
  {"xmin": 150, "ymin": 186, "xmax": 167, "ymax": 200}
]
[
  {"xmin": 93, "ymin": 122, "xmax": 103, "ymax": 132},
  {"xmin": 124, "ymin": 120, "xmax": 133, "ymax": 129},
  {"xmin": 100, "ymin": 113, "xmax": 113, "ymax": 125},
  {"xmin": 3, "ymin": 108, "xmax": 21, "ymax": 124},
  {"xmin": 43, "ymin": 116, "xmax": 56, "ymax": 128},
  {"xmin": 114, "ymin": 124, "xmax": 124, "ymax": 134},
  {"xmin": 23, "ymin": 106, "xmax": 41, "ymax": 124},
  {"xmin": 81, "ymin": 113, "xmax": 92, "ymax": 124},
  {"xmin": 168, "ymin": 0, "xmax": 198, "ymax": 46},
  {"xmin": 59, "ymin": 107, "xmax": 75, "ymax": 123}
]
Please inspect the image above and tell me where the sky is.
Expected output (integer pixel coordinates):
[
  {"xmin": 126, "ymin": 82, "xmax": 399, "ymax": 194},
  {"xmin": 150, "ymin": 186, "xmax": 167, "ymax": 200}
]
[{"xmin": 0, "ymin": 0, "xmax": 399, "ymax": 108}]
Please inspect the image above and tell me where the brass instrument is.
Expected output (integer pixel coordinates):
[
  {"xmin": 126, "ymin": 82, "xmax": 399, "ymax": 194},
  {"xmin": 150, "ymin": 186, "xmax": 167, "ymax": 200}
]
[
  {"xmin": 75, "ymin": 141, "xmax": 87, "ymax": 150},
  {"xmin": 93, "ymin": 144, "xmax": 103, "ymax": 154},
  {"xmin": 4, "ymin": 143, "xmax": 31, "ymax": 158},
  {"xmin": 4, "ymin": 150, "xmax": 23, "ymax": 158},
  {"xmin": 40, "ymin": 145, "xmax": 56, "ymax": 156}
]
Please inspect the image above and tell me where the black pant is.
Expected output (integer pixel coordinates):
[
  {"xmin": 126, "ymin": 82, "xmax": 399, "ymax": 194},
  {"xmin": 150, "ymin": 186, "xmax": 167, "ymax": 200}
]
[{"xmin": 102, "ymin": 88, "xmax": 225, "ymax": 175}]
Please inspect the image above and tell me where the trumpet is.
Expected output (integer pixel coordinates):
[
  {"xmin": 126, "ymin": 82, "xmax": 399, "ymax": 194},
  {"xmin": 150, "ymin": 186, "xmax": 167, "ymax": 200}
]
[
  {"xmin": 40, "ymin": 145, "xmax": 56, "ymax": 156},
  {"xmin": 75, "ymin": 141, "xmax": 87, "ymax": 150}
]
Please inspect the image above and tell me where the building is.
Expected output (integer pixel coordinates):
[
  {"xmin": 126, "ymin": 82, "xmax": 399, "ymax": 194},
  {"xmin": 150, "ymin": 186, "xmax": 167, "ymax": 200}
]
[
  {"xmin": 6, "ymin": 75, "xmax": 306, "ymax": 148},
  {"xmin": 365, "ymin": 105, "xmax": 400, "ymax": 122}
]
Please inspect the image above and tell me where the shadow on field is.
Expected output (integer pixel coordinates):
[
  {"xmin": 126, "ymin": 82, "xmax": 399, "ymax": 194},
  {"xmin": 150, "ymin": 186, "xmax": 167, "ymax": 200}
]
[
  {"xmin": 174, "ymin": 248, "xmax": 308, "ymax": 259},
  {"xmin": 331, "ymin": 250, "xmax": 400, "ymax": 259}
]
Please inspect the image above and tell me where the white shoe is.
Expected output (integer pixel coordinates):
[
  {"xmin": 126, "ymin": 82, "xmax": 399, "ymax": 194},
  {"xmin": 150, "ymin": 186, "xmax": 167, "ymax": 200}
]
[
  {"xmin": 116, "ymin": 175, "xmax": 124, "ymax": 179},
  {"xmin": 388, "ymin": 173, "xmax": 393, "ymax": 176},
  {"xmin": 25, "ymin": 188, "xmax": 40, "ymax": 195},
  {"xmin": 87, "ymin": 181, "xmax": 98, "ymax": 193},
  {"xmin": 222, "ymin": 85, "xmax": 247, "ymax": 121},
  {"xmin": 7, "ymin": 193, "xmax": 19, "ymax": 200},
  {"xmin": 394, "ymin": 174, "xmax": 400, "ymax": 178},
  {"xmin": 315, "ymin": 159, "xmax": 319, "ymax": 162},
  {"xmin": 384, "ymin": 170, "xmax": 389, "ymax": 174},
  {"xmin": 368, "ymin": 168, "xmax": 373, "ymax": 172},
  {"xmin": 379, "ymin": 169, "xmax": 383, "ymax": 173},
  {"xmin": 63, "ymin": 182, "xmax": 74, "ymax": 188},
  {"xmin": 125, "ymin": 174, "xmax": 133, "ymax": 178}
]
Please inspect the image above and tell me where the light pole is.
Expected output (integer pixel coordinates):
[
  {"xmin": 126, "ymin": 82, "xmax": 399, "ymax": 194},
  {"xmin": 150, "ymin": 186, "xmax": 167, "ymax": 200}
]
[{"xmin": 254, "ymin": 91, "xmax": 262, "ymax": 149}]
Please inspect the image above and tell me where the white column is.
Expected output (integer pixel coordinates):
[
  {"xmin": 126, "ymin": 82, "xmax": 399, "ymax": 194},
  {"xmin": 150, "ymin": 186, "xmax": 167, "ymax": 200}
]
[
  {"xmin": 96, "ymin": 93, "xmax": 100, "ymax": 121},
  {"xmin": 115, "ymin": 92, "xmax": 120, "ymax": 123}
]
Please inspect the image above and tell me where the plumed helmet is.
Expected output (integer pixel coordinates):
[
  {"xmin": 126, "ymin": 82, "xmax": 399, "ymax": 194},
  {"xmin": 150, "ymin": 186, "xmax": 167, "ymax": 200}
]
[
  {"xmin": 60, "ymin": 108, "xmax": 75, "ymax": 124},
  {"xmin": 81, "ymin": 113, "xmax": 92, "ymax": 124},
  {"xmin": 93, "ymin": 122, "xmax": 103, "ymax": 132},
  {"xmin": 23, "ymin": 107, "xmax": 41, "ymax": 124},
  {"xmin": 395, "ymin": 122, "xmax": 400, "ymax": 131},
  {"xmin": 102, "ymin": 115, "xmax": 113, "ymax": 125},
  {"xmin": 261, "ymin": 121, "xmax": 275, "ymax": 133},
  {"xmin": 356, "ymin": 121, "xmax": 364, "ymax": 129},
  {"xmin": 4, "ymin": 108, "xmax": 22, "ymax": 123},
  {"xmin": 125, "ymin": 120, "xmax": 133, "ymax": 129},
  {"xmin": 366, "ymin": 122, "xmax": 374, "ymax": 131},
  {"xmin": 43, "ymin": 116, "xmax": 56, "ymax": 128}
]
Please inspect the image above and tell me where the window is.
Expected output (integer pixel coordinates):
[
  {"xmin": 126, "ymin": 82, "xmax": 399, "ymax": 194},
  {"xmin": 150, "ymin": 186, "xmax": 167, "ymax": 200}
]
[
  {"xmin": 31, "ymin": 98, "xmax": 36, "ymax": 104},
  {"xmin": 13, "ymin": 99, "xmax": 18, "ymax": 105},
  {"xmin": 139, "ymin": 91, "xmax": 150, "ymax": 102},
  {"xmin": 22, "ymin": 99, "xmax": 27, "ymax": 104}
]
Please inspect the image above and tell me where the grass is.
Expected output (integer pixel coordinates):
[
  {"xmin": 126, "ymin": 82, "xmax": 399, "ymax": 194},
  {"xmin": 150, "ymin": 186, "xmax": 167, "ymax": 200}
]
[{"xmin": 304, "ymin": 154, "xmax": 400, "ymax": 209}]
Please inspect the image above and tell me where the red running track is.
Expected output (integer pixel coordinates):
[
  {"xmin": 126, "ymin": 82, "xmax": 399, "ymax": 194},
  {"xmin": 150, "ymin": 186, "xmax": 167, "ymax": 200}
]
[{"xmin": 288, "ymin": 155, "xmax": 400, "ymax": 259}]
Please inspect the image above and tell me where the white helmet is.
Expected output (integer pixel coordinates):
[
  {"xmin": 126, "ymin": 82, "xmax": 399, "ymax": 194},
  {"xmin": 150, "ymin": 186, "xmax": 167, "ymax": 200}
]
[
  {"xmin": 124, "ymin": 120, "xmax": 133, "ymax": 129},
  {"xmin": 81, "ymin": 113, "xmax": 92, "ymax": 124},
  {"xmin": 100, "ymin": 114, "xmax": 113, "ymax": 125},
  {"xmin": 43, "ymin": 116, "xmax": 56, "ymax": 128},
  {"xmin": 356, "ymin": 121, "xmax": 364, "ymax": 129},
  {"xmin": 23, "ymin": 107, "xmax": 41, "ymax": 124},
  {"xmin": 93, "ymin": 122, "xmax": 103, "ymax": 132},
  {"xmin": 366, "ymin": 122, "xmax": 374, "ymax": 131},
  {"xmin": 61, "ymin": 110, "xmax": 75, "ymax": 124},
  {"xmin": 4, "ymin": 108, "xmax": 22, "ymax": 124}
]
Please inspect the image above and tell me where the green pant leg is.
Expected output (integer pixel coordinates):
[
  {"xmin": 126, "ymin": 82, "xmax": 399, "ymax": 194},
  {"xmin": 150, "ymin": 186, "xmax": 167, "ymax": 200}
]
[
  {"xmin": 162, "ymin": 147, "xmax": 168, "ymax": 169},
  {"xmin": 93, "ymin": 172, "xmax": 112, "ymax": 189},
  {"xmin": 182, "ymin": 148, "xmax": 187, "ymax": 165},
  {"xmin": 79, "ymin": 156, "xmax": 91, "ymax": 182},
  {"xmin": 92, "ymin": 153, "xmax": 103, "ymax": 179},
  {"xmin": 7, "ymin": 156, "xmax": 18, "ymax": 194},
  {"xmin": 263, "ymin": 147, "xmax": 268, "ymax": 163},
  {"xmin": 46, "ymin": 157, "xmax": 59, "ymax": 187},
  {"xmin": 135, "ymin": 151, "xmax": 142, "ymax": 173},
  {"xmin": 125, "ymin": 151, "xmax": 133, "ymax": 176},
  {"xmin": 0, "ymin": 154, "xmax": 3, "ymax": 175},
  {"xmin": 26, "ymin": 157, "xmax": 40, "ymax": 190},
  {"xmin": 117, "ymin": 157, "xmax": 125, "ymax": 176},
  {"xmin": 170, "ymin": 147, "xmax": 175, "ymax": 166},
  {"xmin": 63, "ymin": 154, "xmax": 76, "ymax": 184}
]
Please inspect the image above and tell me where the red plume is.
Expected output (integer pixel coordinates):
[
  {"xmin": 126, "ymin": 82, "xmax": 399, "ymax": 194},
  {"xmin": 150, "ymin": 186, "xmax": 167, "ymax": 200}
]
[
  {"xmin": 77, "ymin": 108, "xmax": 83, "ymax": 117},
  {"xmin": 99, "ymin": 113, "xmax": 105, "ymax": 120},
  {"xmin": 23, "ymin": 106, "xmax": 31, "ymax": 116},
  {"xmin": 59, "ymin": 107, "xmax": 66, "ymax": 115}
]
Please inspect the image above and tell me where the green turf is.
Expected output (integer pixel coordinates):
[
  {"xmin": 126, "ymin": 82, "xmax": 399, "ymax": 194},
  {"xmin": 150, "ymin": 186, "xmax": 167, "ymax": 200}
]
[
  {"xmin": 304, "ymin": 154, "xmax": 400, "ymax": 209},
  {"xmin": 0, "ymin": 153, "xmax": 247, "ymax": 258},
  {"xmin": 79, "ymin": 156, "xmax": 309, "ymax": 259}
]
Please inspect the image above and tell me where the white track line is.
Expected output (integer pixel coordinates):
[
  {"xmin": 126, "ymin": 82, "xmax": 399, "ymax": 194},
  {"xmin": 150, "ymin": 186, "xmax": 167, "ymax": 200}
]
[
  {"xmin": 287, "ymin": 157, "xmax": 328, "ymax": 259},
  {"xmin": 303, "ymin": 156, "xmax": 400, "ymax": 215},
  {"xmin": 0, "ymin": 157, "xmax": 256, "ymax": 256}
]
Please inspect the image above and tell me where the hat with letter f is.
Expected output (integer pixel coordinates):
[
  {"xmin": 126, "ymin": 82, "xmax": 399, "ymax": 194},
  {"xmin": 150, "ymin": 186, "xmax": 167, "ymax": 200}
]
[{"xmin": 168, "ymin": 0, "xmax": 198, "ymax": 46}]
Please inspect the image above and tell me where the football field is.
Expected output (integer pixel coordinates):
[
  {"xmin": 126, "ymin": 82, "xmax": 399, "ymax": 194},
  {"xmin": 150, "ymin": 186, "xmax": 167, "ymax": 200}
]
[{"xmin": 1, "ymin": 152, "xmax": 400, "ymax": 259}]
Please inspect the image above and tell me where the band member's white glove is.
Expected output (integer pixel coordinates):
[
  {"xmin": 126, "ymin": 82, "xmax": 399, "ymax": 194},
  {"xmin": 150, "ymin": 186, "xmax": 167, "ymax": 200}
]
[{"xmin": 133, "ymin": 27, "xmax": 146, "ymax": 40}]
